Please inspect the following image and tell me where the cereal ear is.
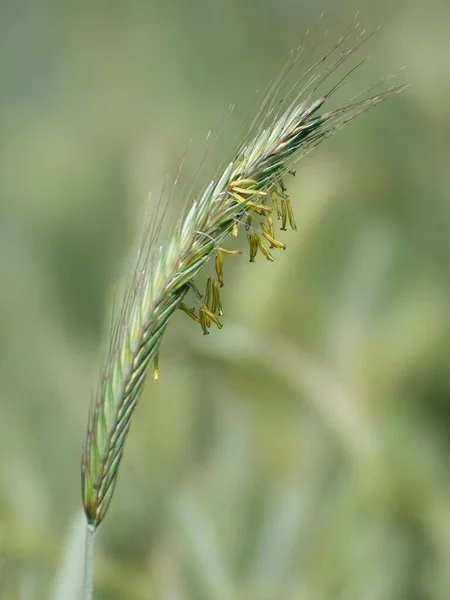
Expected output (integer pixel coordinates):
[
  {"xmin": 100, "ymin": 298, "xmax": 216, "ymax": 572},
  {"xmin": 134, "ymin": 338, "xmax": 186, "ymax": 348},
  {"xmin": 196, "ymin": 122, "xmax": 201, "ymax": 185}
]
[{"xmin": 82, "ymin": 26, "xmax": 405, "ymax": 530}]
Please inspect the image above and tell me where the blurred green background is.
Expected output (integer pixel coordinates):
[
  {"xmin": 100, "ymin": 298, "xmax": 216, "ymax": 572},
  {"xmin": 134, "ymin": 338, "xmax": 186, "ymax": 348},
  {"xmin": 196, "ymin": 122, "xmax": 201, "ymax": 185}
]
[{"xmin": 1, "ymin": 0, "xmax": 450, "ymax": 598}]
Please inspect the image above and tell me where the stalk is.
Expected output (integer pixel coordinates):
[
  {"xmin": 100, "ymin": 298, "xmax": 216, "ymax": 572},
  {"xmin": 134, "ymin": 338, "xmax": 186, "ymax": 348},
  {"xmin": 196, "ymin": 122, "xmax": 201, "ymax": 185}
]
[{"xmin": 83, "ymin": 523, "xmax": 96, "ymax": 600}]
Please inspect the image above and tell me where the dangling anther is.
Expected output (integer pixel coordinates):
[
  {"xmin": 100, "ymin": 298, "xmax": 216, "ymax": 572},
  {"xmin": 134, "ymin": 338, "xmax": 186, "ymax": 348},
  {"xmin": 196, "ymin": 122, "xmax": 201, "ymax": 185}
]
[
  {"xmin": 286, "ymin": 197, "xmax": 297, "ymax": 231},
  {"xmin": 204, "ymin": 277, "xmax": 213, "ymax": 308},
  {"xmin": 248, "ymin": 233, "xmax": 259, "ymax": 262},
  {"xmin": 254, "ymin": 234, "xmax": 275, "ymax": 262},
  {"xmin": 271, "ymin": 190, "xmax": 282, "ymax": 219},
  {"xmin": 260, "ymin": 223, "xmax": 286, "ymax": 249},
  {"xmin": 179, "ymin": 303, "xmax": 200, "ymax": 323},
  {"xmin": 211, "ymin": 280, "xmax": 223, "ymax": 316},
  {"xmin": 280, "ymin": 198, "xmax": 288, "ymax": 231},
  {"xmin": 246, "ymin": 201, "xmax": 272, "ymax": 215},
  {"xmin": 200, "ymin": 304, "xmax": 222, "ymax": 333}
]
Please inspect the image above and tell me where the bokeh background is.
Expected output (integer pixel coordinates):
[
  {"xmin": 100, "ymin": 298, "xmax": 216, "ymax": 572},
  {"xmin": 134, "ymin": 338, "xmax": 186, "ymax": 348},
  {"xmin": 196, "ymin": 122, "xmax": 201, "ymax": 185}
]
[{"xmin": 1, "ymin": 0, "xmax": 450, "ymax": 598}]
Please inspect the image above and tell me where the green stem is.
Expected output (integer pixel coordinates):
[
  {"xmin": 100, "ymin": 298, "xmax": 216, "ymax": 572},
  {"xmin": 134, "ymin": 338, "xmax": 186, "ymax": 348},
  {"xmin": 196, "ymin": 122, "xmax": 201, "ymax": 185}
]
[{"xmin": 84, "ymin": 523, "xmax": 96, "ymax": 600}]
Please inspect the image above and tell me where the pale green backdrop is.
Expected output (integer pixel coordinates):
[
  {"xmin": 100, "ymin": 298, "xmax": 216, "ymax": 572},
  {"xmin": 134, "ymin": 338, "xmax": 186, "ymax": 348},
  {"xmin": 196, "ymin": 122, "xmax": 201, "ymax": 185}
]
[{"xmin": 1, "ymin": 0, "xmax": 450, "ymax": 599}]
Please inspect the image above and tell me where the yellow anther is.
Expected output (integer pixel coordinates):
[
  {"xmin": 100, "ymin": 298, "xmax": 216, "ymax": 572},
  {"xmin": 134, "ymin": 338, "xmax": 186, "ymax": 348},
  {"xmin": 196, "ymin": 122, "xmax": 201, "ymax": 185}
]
[
  {"xmin": 280, "ymin": 198, "xmax": 288, "ymax": 231},
  {"xmin": 200, "ymin": 304, "xmax": 222, "ymax": 330},
  {"xmin": 205, "ymin": 277, "xmax": 212, "ymax": 308},
  {"xmin": 179, "ymin": 303, "xmax": 200, "ymax": 323},
  {"xmin": 260, "ymin": 223, "xmax": 286, "ymax": 249},
  {"xmin": 214, "ymin": 248, "xmax": 241, "ymax": 288},
  {"xmin": 215, "ymin": 252, "xmax": 224, "ymax": 287},
  {"xmin": 212, "ymin": 280, "xmax": 223, "ymax": 316},
  {"xmin": 271, "ymin": 190, "xmax": 282, "ymax": 219},
  {"xmin": 246, "ymin": 201, "xmax": 272, "ymax": 215},
  {"xmin": 199, "ymin": 306, "xmax": 210, "ymax": 335},
  {"xmin": 286, "ymin": 198, "xmax": 297, "ymax": 231},
  {"xmin": 254, "ymin": 234, "xmax": 275, "ymax": 262},
  {"xmin": 229, "ymin": 178, "xmax": 258, "ymax": 187},
  {"xmin": 247, "ymin": 233, "xmax": 259, "ymax": 262},
  {"xmin": 266, "ymin": 214, "xmax": 275, "ymax": 238},
  {"xmin": 231, "ymin": 191, "xmax": 246, "ymax": 203},
  {"xmin": 218, "ymin": 248, "xmax": 241, "ymax": 255},
  {"xmin": 231, "ymin": 186, "xmax": 267, "ymax": 196}
]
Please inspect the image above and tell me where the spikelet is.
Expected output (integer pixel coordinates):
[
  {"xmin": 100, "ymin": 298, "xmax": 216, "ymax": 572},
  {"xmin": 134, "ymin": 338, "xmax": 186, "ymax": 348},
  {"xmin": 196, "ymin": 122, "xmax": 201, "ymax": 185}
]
[{"xmin": 81, "ymin": 27, "xmax": 405, "ymax": 528}]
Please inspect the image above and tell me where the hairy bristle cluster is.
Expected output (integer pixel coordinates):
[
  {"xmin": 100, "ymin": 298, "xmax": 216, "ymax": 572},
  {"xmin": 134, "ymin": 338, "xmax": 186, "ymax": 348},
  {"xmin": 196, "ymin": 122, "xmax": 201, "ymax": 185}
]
[{"xmin": 81, "ymin": 28, "xmax": 405, "ymax": 528}]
